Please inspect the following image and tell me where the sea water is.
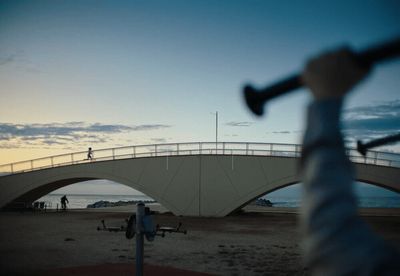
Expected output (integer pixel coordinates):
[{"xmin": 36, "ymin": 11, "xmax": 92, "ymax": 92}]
[
  {"xmin": 38, "ymin": 194, "xmax": 155, "ymax": 209},
  {"xmin": 263, "ymin": 196, "xmax": 400, "ymax": 208},
  {"xmin": 38, "ymin": 193, "xmax": 400, "ymax": 209}
]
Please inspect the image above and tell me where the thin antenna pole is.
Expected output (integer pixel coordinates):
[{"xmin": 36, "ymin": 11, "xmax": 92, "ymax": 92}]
[{"xmin": 216, "ymin": 111, "xmax": 218, "ymax": 151}]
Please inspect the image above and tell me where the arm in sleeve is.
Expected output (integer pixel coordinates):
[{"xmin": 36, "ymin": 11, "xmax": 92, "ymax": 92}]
[{"xmin": 301, "ymin": 99, "xmax": 400, "ymax": 276}]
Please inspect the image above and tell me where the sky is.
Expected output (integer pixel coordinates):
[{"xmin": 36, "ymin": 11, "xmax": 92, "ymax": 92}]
[{"xmin": 0, "ymin": 0, "xmax": 399, "ymax": 195}]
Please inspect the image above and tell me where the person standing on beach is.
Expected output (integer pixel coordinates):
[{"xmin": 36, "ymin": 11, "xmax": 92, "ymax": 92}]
[
  {"xmin": 87, "ymin": 147, "xmax": 93, "ymax": 160},
  {"xmin": 300, "ymin": 48, "xmax": 400, "ymax": 275},
  {"xmin": 60, "ymin": 195, "xmax": 69, "ymax": 210}
]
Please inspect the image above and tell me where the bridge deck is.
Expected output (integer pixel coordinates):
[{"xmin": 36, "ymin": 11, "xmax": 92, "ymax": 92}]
[{"xmin": 1, "ymin": 142, "xmax": 399, "ymax": 176}]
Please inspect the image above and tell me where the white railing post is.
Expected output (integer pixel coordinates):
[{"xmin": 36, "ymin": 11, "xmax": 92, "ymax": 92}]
[
  {"xmin": 133, "ymin": 146, "xmax": 136, "ymax": 158},
  {"xmin": 155, "ymin": 145, "xmax": 157, "ymax": 156},
  {"xmin": 246, "ymin": 143, "xmax": 249, "ymax": 155},
  {"xmin": 112, "ymin": 149, "xmax": 115, "ymax": 160},
  {"xmin": 199, "ymin": 142, "xmax": 202, "ymax": 155},
  {"xmin": 223, "ymin": 142, "xmax": 225, "ymax": 154},
  {"xmin": 177, "ymin": 144, "xmax": 180, "ymax": 155}
]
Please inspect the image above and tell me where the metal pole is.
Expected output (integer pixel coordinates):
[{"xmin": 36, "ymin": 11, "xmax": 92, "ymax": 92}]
[
  {"xmin": 216, "ymin": 111, "xmax": 218, "ymax": 152},
  {"xmin": 136, "ymin": 202, "xmax": 145, "ymax": 276}
]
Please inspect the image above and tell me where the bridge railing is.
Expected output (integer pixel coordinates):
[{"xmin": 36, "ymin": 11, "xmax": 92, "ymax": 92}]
[
  {"xmin": 0, "ymin": 142, "xmax": 399, "ymax": 176},
  {"xmin": 347, "ymin": 148, "xmax": 400, "ymax": 167}
]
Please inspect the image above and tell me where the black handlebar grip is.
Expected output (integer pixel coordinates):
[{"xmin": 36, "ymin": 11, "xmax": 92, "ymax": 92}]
[
  {"xmin": 244, "ymin": 37, "xmax": 400, "ymax": 116},
  {"xmin": 244, "ymin": 75, "xmax": 301, "ymax": 116}
]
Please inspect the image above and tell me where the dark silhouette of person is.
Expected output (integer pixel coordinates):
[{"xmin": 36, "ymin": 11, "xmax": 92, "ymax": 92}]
[
  {"xmin": 300, "ymin": 48, "xmax": 400, "ymax": 275},
  {"xmin": 87, "ymin": 147, "xmax": 93, "ymax": 160},
  {"xmin": 60, "ymin": 195, "xmax": 69, "ymax": 210}
]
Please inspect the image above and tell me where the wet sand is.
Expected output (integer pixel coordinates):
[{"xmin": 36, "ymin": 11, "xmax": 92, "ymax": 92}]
[{"xmin": 1, "ymin": 207, "xmax": 399, "ymax": 275}]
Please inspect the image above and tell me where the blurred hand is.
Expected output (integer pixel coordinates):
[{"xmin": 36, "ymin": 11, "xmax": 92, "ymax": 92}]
[{"xmin": 301, "ymin": 48, "xmax": 370, "ymax": 100}]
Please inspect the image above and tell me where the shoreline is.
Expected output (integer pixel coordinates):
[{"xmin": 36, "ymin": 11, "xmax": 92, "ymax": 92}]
[
  {"xmin": 37, "ymin": 194, "xmax": 400, "ymax": 211},
  {"xmin": 39, "ymin": 204, "xmax": 400, "ymax": 217}
]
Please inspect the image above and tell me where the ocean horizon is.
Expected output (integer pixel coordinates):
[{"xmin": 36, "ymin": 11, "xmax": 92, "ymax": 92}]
[
  {"xmin": 38, "ymin": 193, "xmax": 153, "ymax": 209},
  {"xmin": 38, "ymin": 193, "xmax": 400, "ymax": 209}
]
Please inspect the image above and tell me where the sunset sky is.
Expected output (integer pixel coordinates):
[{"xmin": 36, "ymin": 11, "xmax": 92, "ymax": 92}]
[{"xmin": 0, "ymin": 1, "xmax": 399, "ymax": 195}]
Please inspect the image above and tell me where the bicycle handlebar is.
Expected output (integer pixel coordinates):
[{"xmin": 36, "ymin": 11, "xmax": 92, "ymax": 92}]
[{"xmin": 243, "ymin": 37, "xmax": 400, "ymax": 116}]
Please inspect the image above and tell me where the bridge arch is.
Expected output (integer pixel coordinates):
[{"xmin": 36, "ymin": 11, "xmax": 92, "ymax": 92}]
[
  {"xmin": 1, "ymin": 142, "xmax": 399, "ymax": 217},
  {"xmin": 227, "ymin": 165, "xmax": 400, "ymax": 215}
]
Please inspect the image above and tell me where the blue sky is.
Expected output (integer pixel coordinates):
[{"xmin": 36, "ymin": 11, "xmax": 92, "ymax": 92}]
[{"xmin": 0, "ymin": 0, "xmax": 399, "ymax": 195}]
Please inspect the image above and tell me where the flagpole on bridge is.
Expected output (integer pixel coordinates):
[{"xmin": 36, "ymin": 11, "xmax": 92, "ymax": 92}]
[
  {"xmin": 216, "ymin": 111, "xmax": 218, "ymax": 152},
  {"xmin": 211, "ymin": 111, "xmax": 219, "ymax": 152}
]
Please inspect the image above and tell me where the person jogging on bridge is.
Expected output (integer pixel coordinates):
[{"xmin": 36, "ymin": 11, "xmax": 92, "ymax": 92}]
[{"xmin": 87, "ymin": 147, "xmax": 93, "ymax": 160}]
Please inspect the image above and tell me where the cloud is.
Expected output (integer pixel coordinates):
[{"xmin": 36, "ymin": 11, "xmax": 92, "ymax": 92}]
[
  {"xmin": 343, "ymin": 99, "xmax": 400, "ymax": 141},
  {"xmin": 0, "ymin": 134, "xmax": 12, "ymax": 141},
  {"xmin": 132, "ymin": 124, "xmax": 171, "ymax": 131},
  {"xmin": 226, "ymin": 121, "xmax": 253, "ymax": 127},
  {"xmin": 0, "ymin": 122, "xmax": 131, "ymax": 137},
  {"xmin": 0, "ymin": 122, "xmax": 171, "ymax": 137},
  {"xmin": 150, "ymin": 138, "xmax": 168, "ymax": 143},
  {"xmin": 41, "ymin": 139, "xmax": 65, "ymax": 146},
  {"xmin": 0, "ymin": 54, "xmax": 17, "ymax": 66},
  {"xmin": 0, "ymin": 122, "xmax": 171, "ymax": 149},
  {"xmin": 344, "ymin": 99, "xmax": 400, "ymax": 119},
  {"xmin": 88, "ymin": 123, "xmax": 133, "ymax": 133},
  {"xmin": 0, "ymin": 51, "xmax": 41, "ymax": 73}
]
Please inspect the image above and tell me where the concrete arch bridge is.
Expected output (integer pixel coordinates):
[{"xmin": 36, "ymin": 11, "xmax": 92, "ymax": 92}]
[{"xmin": 0, "ymin": 142, "xmax": 399, "ymax": 217}]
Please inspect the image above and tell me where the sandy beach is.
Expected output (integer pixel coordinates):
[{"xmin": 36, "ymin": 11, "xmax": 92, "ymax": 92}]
[{"xmin": 1, "ymin": 206, "xmax": 399, "ymax": 276}]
